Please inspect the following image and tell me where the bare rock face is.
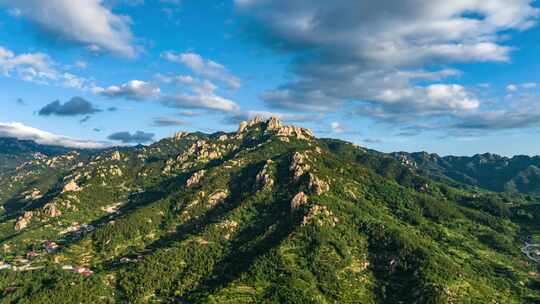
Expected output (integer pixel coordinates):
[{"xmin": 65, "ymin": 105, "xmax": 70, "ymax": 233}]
[
  {"xmin": 208, "ymin": 190, "xmax": 228, "ymax": 207},
  {"xmin": 275, "ymin": 125, "xmax": 313, "ymax": 140},
  {"xmin": 266, "ymin": 116, "xmax": 282, "ymax": 131},
  {"xmin": 14, "ymin": 211, "xmax": 33, "ymax": 231},
  {"xmin": 111, "ymin": 151, "xmax": 121, "ymax": 161},
  {"xmin": 23, "ymin": 189, "xmax": 42, "ymax": 201},
  {"xmin": 43, "ymin": 203, "xmax": 62, "ymax": 217},
  {"xmin": 110, "ymin": 166, "xmax": 123, "ymax": 177},
  {"xmin": 255, "ymin": 160, "xmax": 274, "ymax": 190},
  {"xmin": 309, "ymin": 174, "xmax": 329, "ymax": 195},
  {"xmin": 237, "ymin": 116, "xmax": 264, "ymax": 134},
  {"xmin": 62, "ymin": 180, "xmax": 81, "ymax": 193},
  {"xmin": 186, "ymin": 170, "xmax": 206, "ymax": 187},
  {"xmin": 173, "ymin": 131, "xmax": 188, "ymax": 140},
  {"xmin": 237, "ymin": 121, "xmax": 249, "ymax": 134},
  {"xmin": 290, "ymin": 192, "xmax": 309, "ymax": 210},
  {"xmin": 264, "ymin": 116, "xmax": 313, "ymax": 140},
  {"xmin": 290, "ymin": 152, "xmax": 310, "ymax": 181}
]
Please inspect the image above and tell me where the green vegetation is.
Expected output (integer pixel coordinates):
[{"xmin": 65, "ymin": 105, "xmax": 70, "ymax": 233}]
[{"xmin": 0, "ymin": 118, "xmax": 538, "ymax": 303}]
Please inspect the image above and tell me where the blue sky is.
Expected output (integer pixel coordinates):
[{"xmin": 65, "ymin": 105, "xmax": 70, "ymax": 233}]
[{"xmin": 0, "ymin": 0, "xmax": 539, "ymax": 156}]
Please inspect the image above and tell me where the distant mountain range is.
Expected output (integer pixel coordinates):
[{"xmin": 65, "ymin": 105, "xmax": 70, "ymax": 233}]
[
  {"xmin": 391, "ymin": 152, "xmax": 540, "ymax": 195},
  {"xmin": 0, "ymin": 137, "xmax": 75, "ymax": 171},
  {"xmin": 0, "ymin": 119, "xmax": 539, "ymax": 303}
]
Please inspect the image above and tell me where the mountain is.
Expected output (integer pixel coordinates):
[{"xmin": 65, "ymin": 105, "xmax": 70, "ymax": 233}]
[
  {"xmin": 0, "ymin": 137, "xmax": 76, "ymax": 171},
  {"xmin": 391, "ymin": 152, "xmax": 540, "ymax": 195},
  {"xmin": 0, "ymin": 117, "xmax": 539, "ymax": 303}
]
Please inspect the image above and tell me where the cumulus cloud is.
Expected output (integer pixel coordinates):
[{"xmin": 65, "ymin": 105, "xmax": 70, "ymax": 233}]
[
  {"xmin": 0, "ymin": 122, "xmax": 111, "ymax": 148},
  {"xmin": 157, "ymin": 73, "xmax": 240, "ymax": 112},
  {"xmin": 161, "ymin": 93, "xmax": 239, "ymax": 112},
  {"xmin": 151, "ymin": 116, "xmax": 187, "ymax": 127},
  {"xmin": 0, "ymin": 0, "xmax": 136, "ymax": 56},
  {"xmin": 39, "ymin": 96, "xmax": 101, "ymax": 116},
  {"xmin": 0, "ymin": 45, "xmax": 94, "ymax": 89},
  {"xmin": 155, "ymin": 74, "xmax": 217, "ymax": 95},
  {"xmin": 451, "ymin": 107, "xmax": 540, "ymax": 131},
  {"xmin": 108, "ymin": 130, "xmax": 155, "ymax": 143},
  {"xmin": 236, "ymin": 0, "xmax": 539, "ymax": 124},
  {"xmin": 161, "ymin": 51, "xmax": 241, "ymax": 90},
  {"xmin": 0, "ymin": 46, "xmax": 56, "ymax": 83},
  {"xmin": 355, "ymin": 84, "xmax": 480, "ymax": 122},
  {"xmin": 95, "ymin": 80, "xmax": 161, "ymax": 101}
]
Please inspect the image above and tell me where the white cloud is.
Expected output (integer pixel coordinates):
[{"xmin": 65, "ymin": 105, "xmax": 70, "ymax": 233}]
[
  {"xmin": 0, "ymin": 45, "xmax": 94, "ymax": 89},
  {"xmin": 506, "ymin": 84, "xmax": 518, "ymax": 92},
  {"xmin": 0, "ymin": 46, "xmax": 56, "ymax": 83},
  {"xmin": 95, "ymin": 80, "xmax": 161, "ymax": 100},
  {"xmin": 161, "ymin": 51, "xmax": 241, "ymax": 90},
  {"xmin": 0, "ymin": 122, "xmax": 111, "ymax": 148},
  {"xmin": 156, "ymin": 73, "xmax": 240, "ymax": 112},
  {"xmin": 236, "ymin": 0, "xmax": 539, "ymax": 124},
  {"xmin": 358, "ymin": 84, "xmax": 480, "ymax": 121},
  {"xmin": 506, "ymin": 82, "xmax": 537, "ymax": 92},
  {"xmin": 161, "ymin": 93, "xmax": 239, "ymax": 112},
  {"xmin": 0, "ymin": 0, "xmax": 135, "ymax": 57},
  {"xmin": 330, "ymin": 122, "xmax": 344, "ymax": 133},
  {"xmin": 155, "ymin": 74, "xmax": 217, "ymax": 95}
]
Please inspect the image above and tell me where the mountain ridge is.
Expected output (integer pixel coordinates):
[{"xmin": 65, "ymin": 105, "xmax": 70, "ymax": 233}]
[{"xmin": 0, "ymin": 117, "xmax": 538, "ymax": 303}]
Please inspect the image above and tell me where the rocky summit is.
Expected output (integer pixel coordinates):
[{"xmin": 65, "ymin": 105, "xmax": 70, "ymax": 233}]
[{"xmin": 0, "ymin": 117, "xmax": 539, "ymax": 303}]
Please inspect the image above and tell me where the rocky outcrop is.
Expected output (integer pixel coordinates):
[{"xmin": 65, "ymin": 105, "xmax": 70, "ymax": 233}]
[
  {"xmin": 23, "ymin": 189, "xmax": 42, "ymax": 201},
  {"xmin": 173, "ymin": 131, "xmax": 189, "ymax": 140},
  {"xmin": 308, "ymin": 174, "xmax": 329, "ymax": 195},
  {"xmin": 43, "ymin": 203, "xmax": 62, "ymax": 217},
  {"xmin": 302, "ymin": 204, "xmax": 339, "ymax": 227},
  {"xmin": 266, "ymin": 116, "xmax": 282, "ymax": 131},
  {"xmin": 264, "ymin": 117, "xmax": 313, "ymax": 140},
  {"xmin": 290, "ymin": 152, "xmax": 310, "ymax": 181},
  {"xmin": 62, "ymin": 180, "xmax": 81, "ymax": 193},
  {"xmin": 218, "ymin": 219, "xmax": 238, "ymax": 240},
  {"xmin": 111, "ymin": 151, "xmax": 121, "ymax": 161},
  {"xmin": 237, "ymin": 121, "xmax": 249, "ymax": 134},
  {"xmin": 186, "ymin": 170, "xmax": 206, "ymax": 187},
  {"xmin": 237, "ymin": 116, "xmax": 263, "ymax": 134},
  {"xmin": 14, "ymin": 211, "xmax": 33, "ymax": 231},
  {"xmin": 290, "ymin": 192, "xmax": 309, "ymax": 210},
  {"xmin": 110, "ymin": 166, "xmax": 123, "ymax": 177},
  {"xmin": 275, "ymin": 125, "xmax": 314, "ymax": 140},
  {"xmin": 255, "ymin": 160, "xmax": 274, "ymax": 190},
  {"xmin": 208, "ymin": 190, "xmax": 228, "ymax": 207},
  {"xmin": 236, "ymin": 116, "xmax": 313, "ymax": 140}
]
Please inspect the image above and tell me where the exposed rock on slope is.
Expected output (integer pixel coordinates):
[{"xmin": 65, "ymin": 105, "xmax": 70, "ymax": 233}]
[
  {"xmin": 290, "ymin": 192, "xmax": 309, "ymax": 210},
  {"xmin": 0, "ymin": 116, "xmax": 538, "ymax": 303},
  {"xmin": 186, "ymin": 170, "xmax": 205, "ymax": 187}
]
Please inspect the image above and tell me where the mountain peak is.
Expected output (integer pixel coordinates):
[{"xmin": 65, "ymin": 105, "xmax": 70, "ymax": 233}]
[
  {"xmin": 236, "ymin": 116, "xmax": 314, "ymax": 140},
  {"xmin": 237, "ymin": 115, "xmax": 267, "ymax": 133}
]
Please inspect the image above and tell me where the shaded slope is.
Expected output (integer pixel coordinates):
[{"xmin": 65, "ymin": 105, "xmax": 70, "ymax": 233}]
[
  {"xmin": 0, "ymin": 117, "xmax": 538, "ymax": 303},
  {"xmin": 391, "ymin": 152, "xmax": 540, "ymax": 195}
]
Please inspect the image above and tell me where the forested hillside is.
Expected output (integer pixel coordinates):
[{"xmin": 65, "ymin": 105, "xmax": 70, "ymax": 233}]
[{"xmin": 0, "ymin": 117, "xmax": 538, "ymax": 303}]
